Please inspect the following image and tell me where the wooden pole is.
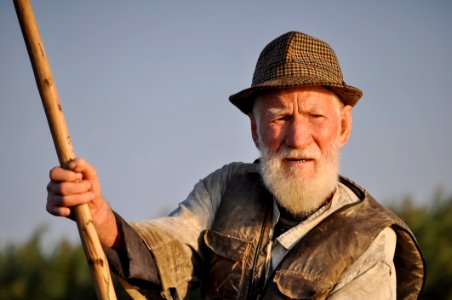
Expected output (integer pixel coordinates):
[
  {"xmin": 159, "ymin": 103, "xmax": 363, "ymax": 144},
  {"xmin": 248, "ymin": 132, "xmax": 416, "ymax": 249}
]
[{"xmin": 13, "ymin": 1, "xmax": 117, "ymax": 299}]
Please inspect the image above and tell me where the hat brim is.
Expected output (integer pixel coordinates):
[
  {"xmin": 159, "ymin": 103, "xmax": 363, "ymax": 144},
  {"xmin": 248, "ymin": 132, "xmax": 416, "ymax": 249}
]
[{"xmin": 229, "ymin": 76, "xmax": 363, "ymax": 114}]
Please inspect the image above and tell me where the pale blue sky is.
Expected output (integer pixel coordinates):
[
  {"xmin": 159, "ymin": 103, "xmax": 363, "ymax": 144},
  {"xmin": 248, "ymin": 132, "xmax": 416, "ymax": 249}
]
[{"xmin": 1, "ymin": 1, "xmax": 451, "ymax": 244}]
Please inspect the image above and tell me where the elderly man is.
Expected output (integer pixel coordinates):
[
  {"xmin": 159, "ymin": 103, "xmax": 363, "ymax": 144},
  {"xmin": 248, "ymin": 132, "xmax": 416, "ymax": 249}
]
[{"xmin": 46, "ymin": 31, "xmax": 425, "ymax": 299}]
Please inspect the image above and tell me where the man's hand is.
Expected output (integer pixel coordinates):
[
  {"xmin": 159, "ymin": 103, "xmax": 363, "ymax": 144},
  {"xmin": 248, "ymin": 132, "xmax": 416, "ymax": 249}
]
[{"xmin": 46, "ymin": 157, "xmax": 119, "ymax": 248}]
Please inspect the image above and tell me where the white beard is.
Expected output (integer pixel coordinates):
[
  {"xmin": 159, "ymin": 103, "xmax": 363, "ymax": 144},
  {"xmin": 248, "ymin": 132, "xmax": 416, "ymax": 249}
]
[{"xmin": 258, "ymin": 144, "xmax": 340, "ymax": 217}]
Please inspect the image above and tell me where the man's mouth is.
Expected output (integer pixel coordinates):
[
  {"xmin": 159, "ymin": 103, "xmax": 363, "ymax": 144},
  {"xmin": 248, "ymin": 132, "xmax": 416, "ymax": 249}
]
[{"xmin": 285, "ymin": 158, "xmax": 313, "ymax": 163}]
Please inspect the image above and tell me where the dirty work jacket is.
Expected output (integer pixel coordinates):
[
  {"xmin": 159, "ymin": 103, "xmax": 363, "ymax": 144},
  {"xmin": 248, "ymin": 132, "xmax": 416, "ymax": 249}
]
[{"xmin": 116, "ymin": 162, "xmax": 425, "ymax": 299}]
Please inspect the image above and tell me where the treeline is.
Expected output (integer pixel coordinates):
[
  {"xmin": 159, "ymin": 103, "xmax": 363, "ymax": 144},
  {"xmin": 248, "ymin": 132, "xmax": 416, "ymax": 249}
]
[
  {"xmin": 0, "ymin": 229, "xmax": 131, "ymax": 300},
  {"xmin": 1, "ymin": 193, "xmax": 451, "ymax": 299},
  {"xmin": 390, "ymin": 191, "xmax": 452, "ymax": 300}
]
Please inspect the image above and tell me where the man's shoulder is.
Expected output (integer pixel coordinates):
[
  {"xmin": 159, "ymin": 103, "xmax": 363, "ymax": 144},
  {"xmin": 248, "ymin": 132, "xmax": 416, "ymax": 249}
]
[
  {"xmin": 338, "ymin": 175, "xmax": 367, "ymax": 201},
  {"xmin": 207, "ymin": 161, "xmax": 259, "ymax": 179},
  {"xmin": 338, "ymin": 175, "xmax": 419, "ymax": 240},
  {"xmin": 199, "ymin": 161, "xmax": 261, "ymax": 194}
]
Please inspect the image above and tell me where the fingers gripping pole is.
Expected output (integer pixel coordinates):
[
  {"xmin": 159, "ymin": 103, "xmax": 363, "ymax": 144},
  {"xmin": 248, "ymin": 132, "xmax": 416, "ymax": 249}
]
[{"xmin": 13, "ymin": 1, "xmax": 117, "ymax": 299}]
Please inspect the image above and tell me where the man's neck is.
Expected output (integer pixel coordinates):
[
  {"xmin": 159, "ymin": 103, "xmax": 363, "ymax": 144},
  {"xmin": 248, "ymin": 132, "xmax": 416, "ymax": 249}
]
[{"xmin": 274, "ymin": 191, "xmax": 335, "ymax": 238}]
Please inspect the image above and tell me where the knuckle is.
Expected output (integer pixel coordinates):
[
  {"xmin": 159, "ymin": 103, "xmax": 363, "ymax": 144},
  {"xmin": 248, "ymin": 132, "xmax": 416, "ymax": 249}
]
[
  {"xmin": 46, "ymin": 181, "xmax": 61, "ymax": 194},
  {"xmin": 48, "ymin": 167, "xmax": 57, "ymax": 179},
  {"xmin": 46, "ymin": 201, "xmax": 58, "ymax": 216},
  {"xmin": 84, "ymin": 180, "xmax": 93, "ymax": 190},
  {"xmin": 58, "ymin": 183, "xmax": 69, "ymax": 195},
  {"xmin": 52, "ymin": 194, "xmax": 65, "ymax": 206},
  {"xmin": 45, "ymin": 202, "xmax": 52, "ymax": 214}
]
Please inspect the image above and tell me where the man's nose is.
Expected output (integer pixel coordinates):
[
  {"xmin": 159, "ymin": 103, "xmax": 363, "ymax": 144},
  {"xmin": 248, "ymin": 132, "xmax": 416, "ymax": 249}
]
[{"xmin": 285, "ymin": 118, "xmax": 313, "ymax": 148}]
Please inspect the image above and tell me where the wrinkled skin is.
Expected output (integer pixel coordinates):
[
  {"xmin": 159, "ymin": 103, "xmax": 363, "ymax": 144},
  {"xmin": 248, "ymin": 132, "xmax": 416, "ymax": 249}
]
[{"xmin": 249, "ymin": 86, "xmax": 352, "ymax": 181}]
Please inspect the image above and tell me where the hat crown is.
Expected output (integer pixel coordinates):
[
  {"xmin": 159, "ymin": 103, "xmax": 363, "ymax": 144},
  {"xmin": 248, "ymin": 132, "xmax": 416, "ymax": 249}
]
[
  {"xmin": 252, "ymin": 31, "xmax": 344, "ymax": 86},
  {"xmin": 229, "ymin": 31, "xmax": 363, "ymax": 114}
]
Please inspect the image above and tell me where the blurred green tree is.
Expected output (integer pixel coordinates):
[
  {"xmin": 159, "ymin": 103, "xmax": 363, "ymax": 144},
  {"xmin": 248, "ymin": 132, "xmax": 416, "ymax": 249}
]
[
  {"xmin": 0, "ymin": 227, "xmax": 131, "ymax": 300},
  {"xmin": 390, "ymin": 190, "xmax": 452, "ymax": 300}
]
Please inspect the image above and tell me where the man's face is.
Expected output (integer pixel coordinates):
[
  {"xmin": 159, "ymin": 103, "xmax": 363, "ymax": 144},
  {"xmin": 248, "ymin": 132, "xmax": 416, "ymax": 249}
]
[{"xmin": 249, "ymin": 86, "xmax": 352, "ymax": 216}]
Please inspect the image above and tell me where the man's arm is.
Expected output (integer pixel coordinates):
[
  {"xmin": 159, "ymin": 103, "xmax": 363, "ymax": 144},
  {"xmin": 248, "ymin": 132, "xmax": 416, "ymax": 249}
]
[
  {"xmin": 47, "ymin": 158, "xmax": 247, "ymax": 297},
  {"xmin": 107, "ymin": 162, "xmax": 252, "ymax": 297},
  {"xmin": 47, "ymin": 157, "xmax": 174, "ymax": 297}
]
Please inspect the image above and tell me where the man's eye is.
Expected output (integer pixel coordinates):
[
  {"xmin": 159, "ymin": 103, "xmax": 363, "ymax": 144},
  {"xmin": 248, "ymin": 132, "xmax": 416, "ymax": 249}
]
[
  {"xmin": 274, "ymin": 115, "xmax": 290, "ymax": 122},
  {"xmin": 311, "ymin": 113, "xmax": 324, "ymax": 119}
]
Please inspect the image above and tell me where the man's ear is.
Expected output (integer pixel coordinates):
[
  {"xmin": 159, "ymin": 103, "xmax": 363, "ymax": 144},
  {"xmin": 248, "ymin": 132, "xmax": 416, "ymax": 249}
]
[
  {"xmin": 249, "ymin": 112, "xmax": 260, "ymax": 149},
  {"xmin": 338, "ymin": 105, "xmax": 353, "ymax": 148}
]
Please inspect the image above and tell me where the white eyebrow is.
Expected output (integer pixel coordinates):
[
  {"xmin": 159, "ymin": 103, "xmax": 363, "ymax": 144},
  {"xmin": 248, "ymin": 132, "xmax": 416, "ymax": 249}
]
[{"xmin": 266, "ymin": 107, "xmax": 288, "ymax": 116}]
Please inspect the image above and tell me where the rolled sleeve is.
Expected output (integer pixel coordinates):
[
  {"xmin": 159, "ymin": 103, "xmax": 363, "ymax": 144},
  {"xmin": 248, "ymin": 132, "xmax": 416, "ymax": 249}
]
[{"xmin": 103, "ymin": 212, "xmax": 160, "ymax": 286}]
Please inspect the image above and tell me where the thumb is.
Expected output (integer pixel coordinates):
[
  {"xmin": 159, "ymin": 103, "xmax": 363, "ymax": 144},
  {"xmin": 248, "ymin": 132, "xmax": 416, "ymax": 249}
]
[{"xmin": 66, "ymin": 157, "xmax": 99, "ymax": 181}]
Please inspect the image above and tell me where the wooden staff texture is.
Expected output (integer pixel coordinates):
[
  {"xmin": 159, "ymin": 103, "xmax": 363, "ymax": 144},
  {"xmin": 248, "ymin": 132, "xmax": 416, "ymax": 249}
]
[{"xmin": 13, "ymin": 1, "xmax": 117, "ymax": 299}]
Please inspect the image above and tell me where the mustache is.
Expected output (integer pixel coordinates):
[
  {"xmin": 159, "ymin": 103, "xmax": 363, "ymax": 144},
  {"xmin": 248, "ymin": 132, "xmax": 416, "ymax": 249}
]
[{"xmin": 262, "ymin": 146, "xmax": 321, "ymax": 160}]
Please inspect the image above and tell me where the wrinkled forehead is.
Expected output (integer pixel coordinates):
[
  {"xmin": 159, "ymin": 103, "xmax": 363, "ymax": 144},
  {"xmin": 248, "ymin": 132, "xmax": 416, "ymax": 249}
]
[{"xmin": 252, "ymin": 86, "xmax": 343, "ymax": 115}]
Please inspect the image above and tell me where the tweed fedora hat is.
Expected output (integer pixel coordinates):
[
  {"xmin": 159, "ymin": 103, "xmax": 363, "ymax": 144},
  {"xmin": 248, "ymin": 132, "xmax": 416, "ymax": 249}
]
[{"xmin": 229, "ymin": 31, "xmax": 363, "ymax": 114}]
